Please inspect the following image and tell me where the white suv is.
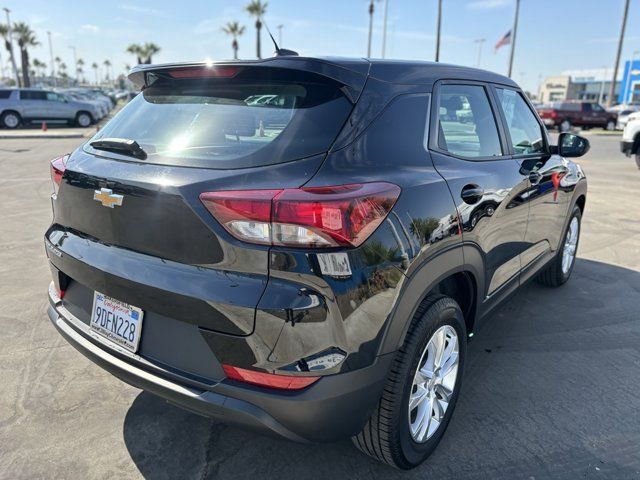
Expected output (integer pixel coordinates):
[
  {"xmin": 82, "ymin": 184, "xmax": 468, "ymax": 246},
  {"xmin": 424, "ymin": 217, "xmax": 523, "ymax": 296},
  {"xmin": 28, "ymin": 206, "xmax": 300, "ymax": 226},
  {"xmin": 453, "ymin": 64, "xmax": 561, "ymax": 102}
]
[{"xmin": 621, "ymin": 111, "xmax": 640, "ymax": 168}]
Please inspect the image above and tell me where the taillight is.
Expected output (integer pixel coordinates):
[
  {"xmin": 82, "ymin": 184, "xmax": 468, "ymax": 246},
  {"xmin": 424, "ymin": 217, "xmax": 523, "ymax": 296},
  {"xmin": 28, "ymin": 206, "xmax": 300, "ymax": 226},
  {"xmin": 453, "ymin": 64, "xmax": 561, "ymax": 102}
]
[
  {"xmin": 200, "ymin": 182, "xmax": 401, "ymax": 248},
  {"xmin": 222, "ymin": 364, "xmax": 319, "ymax": 390},
  {"xmin": 550, "ymin": 110, "xmax": 558, "ymax": 119},
  {"xmin": 50, "ymin": 155, "xmax": 69, "ymax": 195}
]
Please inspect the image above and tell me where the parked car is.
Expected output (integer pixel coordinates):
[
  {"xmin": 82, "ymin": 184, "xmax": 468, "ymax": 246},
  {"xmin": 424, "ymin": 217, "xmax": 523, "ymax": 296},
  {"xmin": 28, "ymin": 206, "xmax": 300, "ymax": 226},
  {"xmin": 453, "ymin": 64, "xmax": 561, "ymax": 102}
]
[
  {"xmin": 0, "ymin": 88, "xmax": 99, "ymax": 128},
  {"xmin": 537, "ymin": 101, "xmax": 617, "ymax": 132},
  {"xmin": 59, "ymin": 90, "xmax": 107, "ymax": 119},
  {"xmin": 614, "ymin": 105, "xmax": 640, "ymax": 130},
  {"xmin": 621, "ymin": 111, "xmax": 640, "ymax": 168},
  {"xmin": 45, "ymin": 57, "xmax": 588, "ymax": 469}
]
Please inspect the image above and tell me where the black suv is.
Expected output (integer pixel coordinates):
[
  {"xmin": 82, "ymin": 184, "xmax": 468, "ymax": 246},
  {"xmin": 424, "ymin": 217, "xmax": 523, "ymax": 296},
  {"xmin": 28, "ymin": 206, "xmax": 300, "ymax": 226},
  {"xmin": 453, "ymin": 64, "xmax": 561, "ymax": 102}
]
[{"xmin": 45, "ymin": 57, "xmax": 588, "ymax": 469}]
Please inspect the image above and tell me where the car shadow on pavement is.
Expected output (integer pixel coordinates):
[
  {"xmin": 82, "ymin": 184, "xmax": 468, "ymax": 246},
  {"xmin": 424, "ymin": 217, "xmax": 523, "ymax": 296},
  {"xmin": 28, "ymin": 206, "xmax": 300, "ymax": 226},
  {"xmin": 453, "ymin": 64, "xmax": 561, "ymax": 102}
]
[{"xmin": 123, "ymin": 258, "xmax": 640, "ymax": 480}]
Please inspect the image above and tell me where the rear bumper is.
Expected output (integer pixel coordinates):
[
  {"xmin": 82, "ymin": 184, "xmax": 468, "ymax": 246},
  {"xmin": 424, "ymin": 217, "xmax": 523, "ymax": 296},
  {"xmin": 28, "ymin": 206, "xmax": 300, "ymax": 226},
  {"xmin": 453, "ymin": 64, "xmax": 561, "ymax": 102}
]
[{"xmin": 47, "ymin": 289, "xmax": 393, "ymax": 443}]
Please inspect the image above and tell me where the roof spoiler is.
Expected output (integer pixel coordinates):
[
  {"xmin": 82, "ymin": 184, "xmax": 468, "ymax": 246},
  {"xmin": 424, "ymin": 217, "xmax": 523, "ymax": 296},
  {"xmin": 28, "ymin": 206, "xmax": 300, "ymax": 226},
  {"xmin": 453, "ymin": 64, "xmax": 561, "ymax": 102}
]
[{"xmin": 128, "ymin": 57, "xmax": 370, "ymax": 103}]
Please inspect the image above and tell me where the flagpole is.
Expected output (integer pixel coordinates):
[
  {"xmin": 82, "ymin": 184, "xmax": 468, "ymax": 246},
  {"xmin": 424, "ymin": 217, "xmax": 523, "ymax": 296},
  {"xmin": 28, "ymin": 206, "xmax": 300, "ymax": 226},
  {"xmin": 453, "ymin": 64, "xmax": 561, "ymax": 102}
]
[
  {"xmin": 435, "ymin": 0, "xmax": 442, "ymax": 62},
  {"xmin": 507, "ymin": 0, "xmax": 520, "ymax": 78},
  {"xmin": 608, "ymin": 0, "xmax": 630, "ymax": 106}
]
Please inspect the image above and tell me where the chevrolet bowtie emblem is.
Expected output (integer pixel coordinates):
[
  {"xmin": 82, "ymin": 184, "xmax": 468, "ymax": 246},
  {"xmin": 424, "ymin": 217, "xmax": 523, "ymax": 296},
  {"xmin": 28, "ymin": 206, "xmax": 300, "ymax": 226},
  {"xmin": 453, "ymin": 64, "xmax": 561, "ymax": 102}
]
[{"xmin": 93, "ymin": 188, "xmax": 124, "ymax": 208}]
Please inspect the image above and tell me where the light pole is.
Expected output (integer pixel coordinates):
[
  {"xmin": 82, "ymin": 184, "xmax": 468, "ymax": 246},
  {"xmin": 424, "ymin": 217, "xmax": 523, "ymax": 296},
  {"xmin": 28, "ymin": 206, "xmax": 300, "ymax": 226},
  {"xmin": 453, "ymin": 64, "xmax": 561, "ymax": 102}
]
[
  {"xmin": 608, "ymin": 0, "xmax": 630, "ymax": 106},
  {"xmin": 47, "ymin": 31, "xmax": 56, "ymax": 87},
  {"xmin": 598, "ymin": 66, "xmax": 607, "ymax": 105},
  {"xmin": 381, "ymin": 0, "xmax": 389, "ymax": 58},
  {"xmin": 435, "ymin": 0, "xmax": 442, "ymax": 62},
  {"xmin": 277, "ymin": 24, "xmax": 283, "ymax": 47},
  {"xmin": 507, "ymin": 0, "xmax": 520, "ymax": 77},
  {"xmin": 623, "ymin": 50, "xmax": 639, "ymax": 104},
  {"xmin": 474, "ymin": 38, "xmax": 486, "ymax": 68},
  {"xmin": 2, "ymin": 8, "xmax": 21, "ymax": 87},
  {"xmin": 367, "ymin": 0, "xmax": 375, "ymax": 58},
  {"xmin": 68, "ymin": 45, "xmax": 78, "ymax": 83}
]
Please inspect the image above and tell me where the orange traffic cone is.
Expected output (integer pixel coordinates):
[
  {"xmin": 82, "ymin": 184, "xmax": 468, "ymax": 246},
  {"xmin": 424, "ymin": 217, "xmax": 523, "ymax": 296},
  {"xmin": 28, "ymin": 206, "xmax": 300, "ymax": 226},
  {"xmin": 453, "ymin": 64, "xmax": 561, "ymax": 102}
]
[{"xmin": 41, "ymin": 121, "xmax": 47, "ymax": 131}]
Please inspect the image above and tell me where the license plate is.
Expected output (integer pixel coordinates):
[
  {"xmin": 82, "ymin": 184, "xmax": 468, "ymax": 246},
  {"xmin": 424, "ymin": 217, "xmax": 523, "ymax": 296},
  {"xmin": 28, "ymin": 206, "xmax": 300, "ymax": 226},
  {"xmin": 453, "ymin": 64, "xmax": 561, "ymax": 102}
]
[
  {"xmin": 543, "ymin": 119, "xmax": 555, "ymax": 126},
  {"xmin": 90, "ymin": 291, "xmax": 144, "ymax": 353}
]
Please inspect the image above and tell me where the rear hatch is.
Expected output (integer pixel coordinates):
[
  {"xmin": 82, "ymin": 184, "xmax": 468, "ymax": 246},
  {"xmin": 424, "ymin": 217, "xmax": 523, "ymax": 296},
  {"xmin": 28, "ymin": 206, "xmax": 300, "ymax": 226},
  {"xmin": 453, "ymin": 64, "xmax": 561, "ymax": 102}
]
[{"xmin": 47, "ymin": 59, "xmax": 366, "ymax": 378}]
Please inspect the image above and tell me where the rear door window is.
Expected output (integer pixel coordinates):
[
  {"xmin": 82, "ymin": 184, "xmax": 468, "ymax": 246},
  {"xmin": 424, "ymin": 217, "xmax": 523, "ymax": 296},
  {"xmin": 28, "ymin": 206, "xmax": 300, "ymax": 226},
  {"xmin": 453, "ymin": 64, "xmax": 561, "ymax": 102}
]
[
  {"xmin": 87, "ymin": 67, "xmax": 354, "ymax": 169},
  {"xmin": 495, "ymin": 88, "xmax": 546, "ymax": 155},
  {"xmin": 436, "ymin": 84, "xmax": 503, "ymax": 158},
  {"xmin": 20, "ymin": 91, "xmax": 47, "ymax": 101},
  {"xmin": 0, "ymin": 90, "xmax": 11, "ymax": 99}
]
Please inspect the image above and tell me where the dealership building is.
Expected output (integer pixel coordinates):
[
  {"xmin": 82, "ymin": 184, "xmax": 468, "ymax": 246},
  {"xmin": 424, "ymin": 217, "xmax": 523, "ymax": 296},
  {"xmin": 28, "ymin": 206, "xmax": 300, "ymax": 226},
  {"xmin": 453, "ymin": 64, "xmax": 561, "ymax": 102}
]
[{"xmin": 538, "ymin": 60, "xmax": 640, "ymax": 105}]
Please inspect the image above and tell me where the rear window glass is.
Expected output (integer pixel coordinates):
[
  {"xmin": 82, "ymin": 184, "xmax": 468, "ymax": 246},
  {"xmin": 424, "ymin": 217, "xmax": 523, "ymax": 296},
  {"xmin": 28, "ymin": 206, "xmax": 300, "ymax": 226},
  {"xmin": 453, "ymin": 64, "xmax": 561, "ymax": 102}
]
[{"xmin": 86, "ymin": 67, "xmax": 353, "ymax": 168}]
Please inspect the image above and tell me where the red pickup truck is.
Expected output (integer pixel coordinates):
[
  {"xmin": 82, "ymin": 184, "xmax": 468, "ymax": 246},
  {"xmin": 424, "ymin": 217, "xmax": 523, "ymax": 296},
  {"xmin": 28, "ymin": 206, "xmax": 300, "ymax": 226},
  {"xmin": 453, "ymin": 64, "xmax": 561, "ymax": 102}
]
[{"xmin": 537, "ymin": 101, "xmax": 617, "ymax": 132}]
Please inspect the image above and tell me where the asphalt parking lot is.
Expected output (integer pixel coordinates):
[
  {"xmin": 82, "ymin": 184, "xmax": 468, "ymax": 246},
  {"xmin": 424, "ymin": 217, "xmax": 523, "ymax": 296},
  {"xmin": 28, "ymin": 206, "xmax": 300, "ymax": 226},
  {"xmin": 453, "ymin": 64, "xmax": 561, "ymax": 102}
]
[{"xmin": 0, "ymin": 133, "xmax": 639, "ymax": 480}]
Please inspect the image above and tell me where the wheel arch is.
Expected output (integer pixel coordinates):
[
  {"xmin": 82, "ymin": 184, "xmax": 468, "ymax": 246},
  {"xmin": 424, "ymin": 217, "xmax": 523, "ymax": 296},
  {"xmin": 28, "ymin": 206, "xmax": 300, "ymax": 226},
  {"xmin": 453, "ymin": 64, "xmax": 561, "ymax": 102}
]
[
  {"xmin": 378, "ymin": 245, "xmax": 484, "ymax": 356},
  {"xmin": 1, "ymin": 109, "xmax": 22, "ymax": 122},
  {"xmin": 75, "ymin": 110, "xmax": 94, "ymax": 122}
]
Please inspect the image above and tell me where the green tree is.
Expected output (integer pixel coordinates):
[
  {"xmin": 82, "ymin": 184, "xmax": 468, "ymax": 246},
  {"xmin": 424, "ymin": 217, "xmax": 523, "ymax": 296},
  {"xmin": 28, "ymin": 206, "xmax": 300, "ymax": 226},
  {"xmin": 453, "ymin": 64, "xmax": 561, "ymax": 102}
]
[
  {"xmin": 141, "ymin": 42, "xmax": 160, "ymax": 64},
  {"xmin": 91, "ymin": 62, "xmax": 98, "ymax": 84},
  {"xmin": 12, "ymin": 22, "xmax": 39, "ymax": 87},
  {"xmin": 245, "ymin": 0, "xmax": 267, "ymax": 59},
  {"xmin": 126, "ymin": 43, "xmax": 143, "ymax": 64},
  {"xmin": 222, "ymin": 21, "xmax": 245, "ymax": 60},
  {"xmin": 0, "ymin": 23, "xmax": 20, "ymax": 86},
  {"xmin": 103, "ymin": 59, "xmax": 111, "ymax": 83}
]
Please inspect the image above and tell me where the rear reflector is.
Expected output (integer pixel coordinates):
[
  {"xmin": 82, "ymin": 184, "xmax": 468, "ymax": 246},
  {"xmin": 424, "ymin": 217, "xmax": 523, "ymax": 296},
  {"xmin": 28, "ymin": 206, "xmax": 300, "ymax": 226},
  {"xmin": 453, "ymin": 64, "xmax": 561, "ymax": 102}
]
[
  {"xmin": 222, "ymin": 365, "xmax": 319, "ymax": 390},
  {"xmin": 168, "ymin": 66, "xmax": 240, "ymax": 79},
  {"xmin": 200, "ymin": 182, "xmax": 401, "ymax": 248},
  {"xmin": 50, "ymin": 154, "xmax": 69, "ymax": 195}
]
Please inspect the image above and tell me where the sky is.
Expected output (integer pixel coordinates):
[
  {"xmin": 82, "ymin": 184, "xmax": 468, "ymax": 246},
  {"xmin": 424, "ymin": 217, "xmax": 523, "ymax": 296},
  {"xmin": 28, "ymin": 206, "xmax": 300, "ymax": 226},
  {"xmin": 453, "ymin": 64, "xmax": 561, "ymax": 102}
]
[{"xmin": 1, "ymin": 0, "xmax": 639, "ymax": 93}]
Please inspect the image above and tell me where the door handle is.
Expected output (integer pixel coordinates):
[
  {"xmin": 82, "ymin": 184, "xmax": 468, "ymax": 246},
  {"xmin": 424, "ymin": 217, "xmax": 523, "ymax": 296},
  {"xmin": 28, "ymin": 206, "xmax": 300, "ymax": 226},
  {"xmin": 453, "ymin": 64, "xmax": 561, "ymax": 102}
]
[
  {"xmin": 529, "ymin": 171, "xmax": 542, "ymax": 185},
  {"xmin": 461, "ymin": 184, "xmax": 484, "ymax": 204}
]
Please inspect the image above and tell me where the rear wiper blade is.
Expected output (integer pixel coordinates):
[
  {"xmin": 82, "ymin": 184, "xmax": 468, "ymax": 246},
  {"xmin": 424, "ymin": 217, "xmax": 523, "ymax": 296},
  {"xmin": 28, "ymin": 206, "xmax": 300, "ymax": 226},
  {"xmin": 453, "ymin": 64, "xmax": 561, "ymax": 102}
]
[{"xmin": 89, "ymin": 137, "xmax": 148, "ymax": 160}]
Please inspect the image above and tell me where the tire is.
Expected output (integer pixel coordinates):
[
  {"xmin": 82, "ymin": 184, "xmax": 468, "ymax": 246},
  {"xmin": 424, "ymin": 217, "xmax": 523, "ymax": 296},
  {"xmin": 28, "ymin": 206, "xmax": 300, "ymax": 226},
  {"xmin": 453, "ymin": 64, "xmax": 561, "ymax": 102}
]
[
  {"xmin": 605, "ymin": 120, "xmax": 615, "ymax": 131},
  {"xmin": 1, "ymin": 111, "xmax": 21, "ymax": 129},
  {"xmin": 559, "ymin": 119, "xmax": 571, "ymax": 132},
  {"xmin": 536, "ymin": 205, "xmax": 582, "ymax": 287},
  {"xmin": 635, "ymin": 153, "xmax": 640, "ymax": 169},
  {"xmin": 75, "ymin": 112, "xmax": 92, "ymax": 128},
  {"xmin": 352, "ymin": 294, "xmax": 466, "ymax": 469}
]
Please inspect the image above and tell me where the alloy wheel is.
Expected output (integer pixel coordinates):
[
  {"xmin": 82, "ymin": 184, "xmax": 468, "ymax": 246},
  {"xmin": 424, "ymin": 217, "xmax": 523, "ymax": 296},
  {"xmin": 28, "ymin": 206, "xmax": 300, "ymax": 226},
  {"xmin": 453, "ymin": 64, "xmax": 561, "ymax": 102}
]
[
  {"xmin": 562, "ymin": 216, "xmax": 579, "ymax": 274},
  {"xmin": 78, "ymin": 114, "xmax": 91, "ymax": 128},
  {"xmin": 408, "ymin": 325, "xmax": 459, "ymax": 443},
  {"xmin": 4, "ymin": 113, "xmax": 19, "ymax": 128}
]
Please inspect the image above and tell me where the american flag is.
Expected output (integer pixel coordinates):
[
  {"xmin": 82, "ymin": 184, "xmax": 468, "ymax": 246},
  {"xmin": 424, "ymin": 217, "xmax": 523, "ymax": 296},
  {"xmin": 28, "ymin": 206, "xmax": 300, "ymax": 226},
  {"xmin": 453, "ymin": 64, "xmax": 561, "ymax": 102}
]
[{"xmin": 494, "ymin": 30, "xmax": 511, "ymax": 52}]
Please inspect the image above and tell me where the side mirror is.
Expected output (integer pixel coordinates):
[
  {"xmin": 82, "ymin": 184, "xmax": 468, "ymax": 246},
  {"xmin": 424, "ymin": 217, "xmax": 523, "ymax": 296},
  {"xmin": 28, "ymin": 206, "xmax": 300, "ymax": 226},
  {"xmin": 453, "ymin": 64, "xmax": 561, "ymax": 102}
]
[{"xmin": 556, "ymin": 132, "xmax": 590, "ymax": 158}]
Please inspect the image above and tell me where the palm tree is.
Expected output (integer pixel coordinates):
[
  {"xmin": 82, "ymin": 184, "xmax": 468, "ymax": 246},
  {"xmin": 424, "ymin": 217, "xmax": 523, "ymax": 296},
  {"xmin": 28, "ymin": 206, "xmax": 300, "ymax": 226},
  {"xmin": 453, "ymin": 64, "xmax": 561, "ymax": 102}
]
[
  {"xmin": 126, "ymin": 43, "xmax": 143, "ymax": 64},
  {"xmin": 31, "ymin": 58, "xmax": 40, "ymax": 77},
  {"xmin": 59, "ymin": 61, "xmax": 67, "ymax": 86},
  {"xmin": 103, "ymin": 59, "xmax": 111, "ymax": 83},
  {"xmin": 76, "ymin": 58, "xmax": 85, "ymax": 83},
  {"xmin": 91, "ymin": 62, "xmax": 98, "ymax": 84},
  {"xmin": 245, "ymin": 0, "xmax": 267, "ymax": 59},
  {"xmin": 222, "ymin": 22, "xmax": 246, "ymax": 60},
  {"xmin": 32, "ymin": 58, "xmax": 46, "ymax": 79},
  {"xmin": 12, "ymin": 22, "xmax": 39, "ymax": 88},
  {"xmin": 141, "ymin": 42, "xmax": 160, "ymax": 64},
  {"xmin": 0, "ymin": 23, "xmax": 20, "ymax": 86}
]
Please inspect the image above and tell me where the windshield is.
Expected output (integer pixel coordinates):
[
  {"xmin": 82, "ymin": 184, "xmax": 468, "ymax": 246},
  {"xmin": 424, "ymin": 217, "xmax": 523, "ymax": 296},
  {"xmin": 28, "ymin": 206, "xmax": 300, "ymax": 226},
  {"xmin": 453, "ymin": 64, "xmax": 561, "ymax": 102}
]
[{"xmin": 87, "ymin": 67, "xmax": 353, "ymax": 169}]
